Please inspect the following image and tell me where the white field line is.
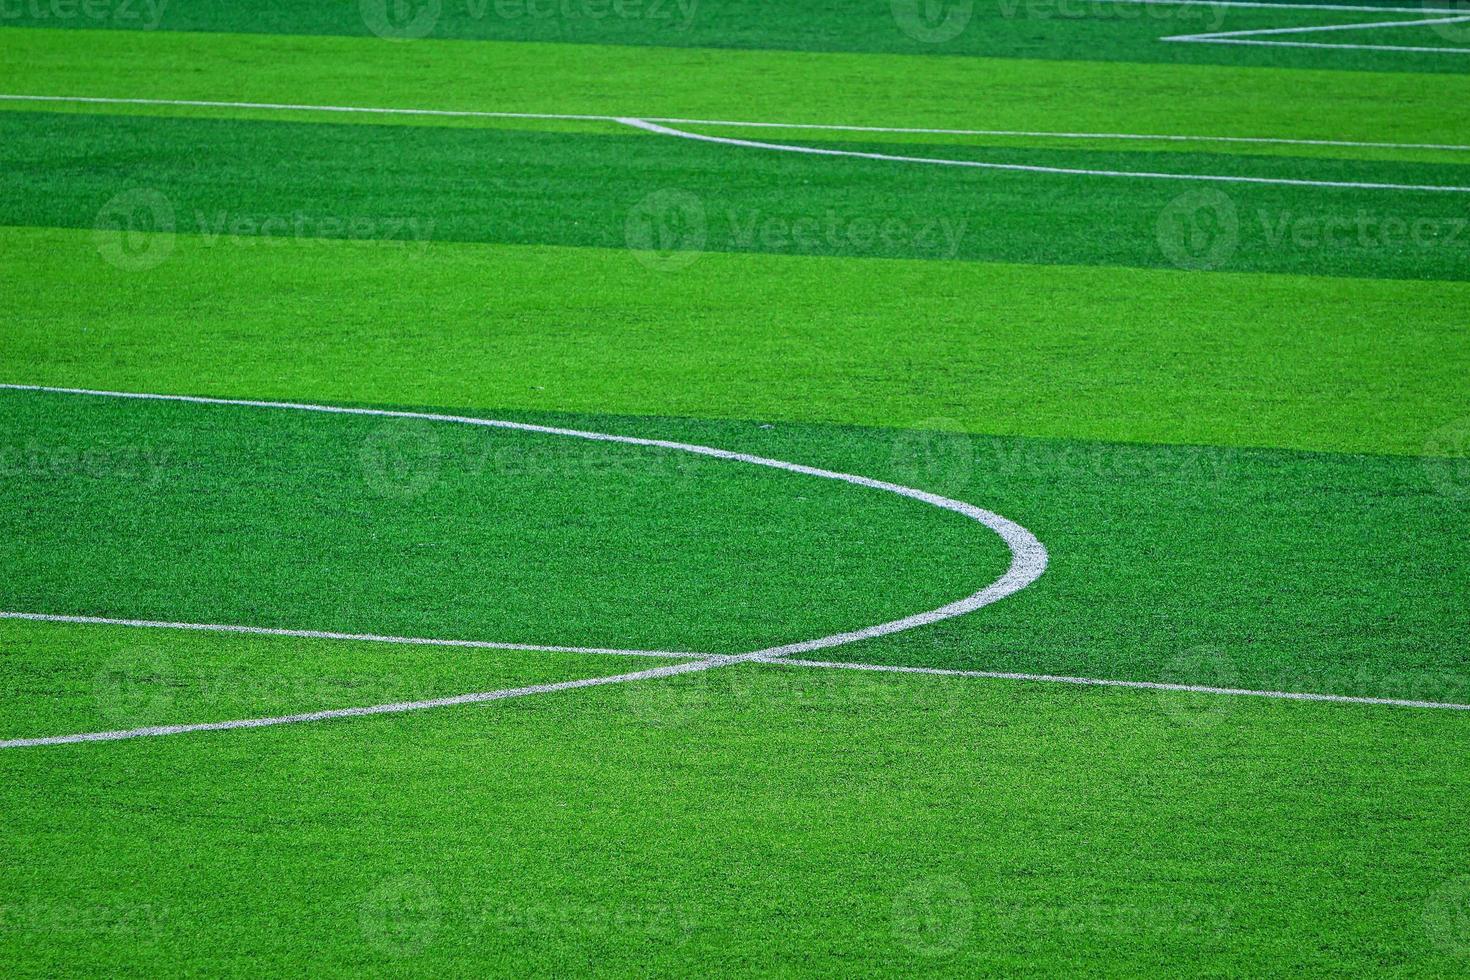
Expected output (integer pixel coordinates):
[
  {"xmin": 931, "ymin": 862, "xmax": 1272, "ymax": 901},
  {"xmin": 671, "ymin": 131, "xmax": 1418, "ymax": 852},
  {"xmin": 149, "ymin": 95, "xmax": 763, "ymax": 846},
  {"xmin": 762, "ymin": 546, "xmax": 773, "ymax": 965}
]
[
  {"xmin": 0, "ymin": 383, "xmax": 1046, "ymax": 748},
  {"xmin": 772, "ymin": 660, "xmax": 1470, "ymax": 711},
  {"xmin": 1092, "ymin": 0, "xmax": 1467, "ymax": 12},
  {"xmin": 1165, "ymin": 13, "xmax": 1470, "ymax": 53},
  {"xmin": 1171, "ymin": 35, "xmax": 1470, "ymax": 50},
  {"xmin": 1176, "ymin": 11, "xmax": 1470, "ymax": 35},
  {"xmin": 0, "ymin": 611, "xmax": 695, "ymax": 658},
  {"xmin": 615, "ymin": 118, "xmax": 1470, "ymax": 193},
  {"xmin": 2, "ymin": 94, "xmax": 1467, "ymax": 155},
  {"xmin": 0, "ymin": 658, "xmax": 732, "ymax": 749},
  {"xmin": 645, "ymin": 118, "xmax": 1470, "ymax": 153}
]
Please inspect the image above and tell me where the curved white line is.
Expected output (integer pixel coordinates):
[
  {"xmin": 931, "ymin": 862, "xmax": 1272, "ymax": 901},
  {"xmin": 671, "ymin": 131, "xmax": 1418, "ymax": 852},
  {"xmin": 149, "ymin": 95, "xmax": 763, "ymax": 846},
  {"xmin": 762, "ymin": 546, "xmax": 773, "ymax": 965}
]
[
  {"xmin": 774, "ymin": 660, "xmax": 1470, "ymax": 711},
  {"xmin": 1170, "ymin": 36, "xmax": 1470, "ymax": 52},
  {"xmin": 7, "ymin": 94, "xmax": 1468, "ymax": 154},
  {"xmin": 616, "ymin": 117, "xmax": 1470, "ymax": 194},
  {"xmin": 0, "ymin": 383, "xmax": 1047, "ymax": 748},
  {"xmin": 1165, "ymin": 13, "xmax": 1470, "ymax": 54},
  {"xmin": 645, "ymin": 117, "xmax": 1470, "ymax": 153},
  {"xmin": 0, "ymin": 611, "xmax": 697, "ymax": 658},
  {"xmin": 0, "ymin": 658, "xmax": 732, "ymax": 749}
]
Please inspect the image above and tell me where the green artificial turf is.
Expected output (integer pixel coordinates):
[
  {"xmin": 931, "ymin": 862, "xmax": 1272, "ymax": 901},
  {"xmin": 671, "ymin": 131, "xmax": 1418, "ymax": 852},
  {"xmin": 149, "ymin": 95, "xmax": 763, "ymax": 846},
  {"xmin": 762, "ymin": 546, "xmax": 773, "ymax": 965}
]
[
  {"xmin": 4, "ymin": 27, "xmax": 1467, "ymax": 144},
  {"xmin": 0, "ymin": 386, "xmax": 1010, "ymax": 654},
  {"xmin": 3, "ymin": 384, "xmax": 1466, "ymax": 704},
  {"xmin": 4, "ymin": 643, "xmax": 1470, "ymax": 975},
  {"xmin": 2, "ymin": 8, "xmax": 1468, "ymax": 977},
  {"xmin": 4, "ymin": 227, "xmax": 1466, "ymax": 458},
  {"xmin": 0, "ymin": 618, "xmax": 674, "ymax": 742},
  {"xmin": 2, "ymin": 0, "xmax": 1466, "ymax": 73},
  {"xmin": 3, "ymin": 108, "xmax": 1468, "ymax": 280}
]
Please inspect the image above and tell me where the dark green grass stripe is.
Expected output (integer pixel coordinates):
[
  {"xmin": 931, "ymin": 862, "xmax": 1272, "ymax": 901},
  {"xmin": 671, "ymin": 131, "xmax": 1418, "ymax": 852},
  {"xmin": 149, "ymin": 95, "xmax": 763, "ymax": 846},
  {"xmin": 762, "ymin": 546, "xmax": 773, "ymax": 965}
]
[
  {"xmin": 1, "ymin": 0, "xmax": 1466, "ymax": 73},
  {"xmin": 0, "ymin": 388, "xmax": 1011, "ymax": 655},
  {"xmin": 0, "ymin": 619, "xmax": 668, "ymax": 742},
  {"xmin": 782, "ymin": 133, "xmax": 1470, "ymax": 186},
  {"xmin": 3, "ymin": 389, "xmax": 1466, "ymax": 702},
  {"xmin": 4, "ymin": 110, "xmax": 1468, "ymax": 278}
]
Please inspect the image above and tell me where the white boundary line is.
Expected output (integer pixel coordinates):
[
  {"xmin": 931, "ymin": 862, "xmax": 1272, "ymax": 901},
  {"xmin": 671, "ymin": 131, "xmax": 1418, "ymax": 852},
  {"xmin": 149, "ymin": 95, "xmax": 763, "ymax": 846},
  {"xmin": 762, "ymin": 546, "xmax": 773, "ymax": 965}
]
[
  {"xmin": 775, "ymin": 660, "xmax": 1470, "ymax": 711},
  {"xmin": 0, "ymin": 658, "xmax": 732, "ymax": 749},
  {"xmin": 1095, "ymin": 0, "xmax": 1466, "ymax": 12},
  {"xmin": 1165, "ymin": 13, "xmax": 1470, "ymax": 53},
  {"xmin": 1097, "ymin": 0, "xmax": 1470, "ymax": 51},
  {"xmin": 2, "ymin": 94, "xmax": 1467, "ymax": 183},
  {"xmin": 0, "ymin": 383, "xmax": 1047, "ymax": 748},
  {"xmin": 0, "ymin": 611, "xmax": 695, "ymax": 658},
  {"xmin": 9, "ymin": 93, "xmax": 1468, "ymax": 151},
  {"xmin": 616, "ymin": 117, "xmax": 1470, "ymax": 193}
]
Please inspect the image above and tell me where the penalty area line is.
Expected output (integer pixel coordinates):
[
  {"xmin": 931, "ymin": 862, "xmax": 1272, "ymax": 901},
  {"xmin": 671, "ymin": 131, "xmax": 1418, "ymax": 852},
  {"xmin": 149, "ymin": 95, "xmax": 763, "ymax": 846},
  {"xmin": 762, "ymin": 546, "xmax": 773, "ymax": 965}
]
[
  {"xmin": 2, "ymin": 94, "xmax": 1467, "ymax": 154},
  {"xmin": 615, "ymin": 118, "xmax": 1470, "ymax": 193},
  {"xmin": 0, "ymin": 611, "xmax": 700, "ymax": 659},
  {"xmin": 769, "ymin": 659, "xmax": 1470, "ymax": 711},
  {"xmin": 0, "ymin": 657, "xmax": 732, "ymax": 749}
]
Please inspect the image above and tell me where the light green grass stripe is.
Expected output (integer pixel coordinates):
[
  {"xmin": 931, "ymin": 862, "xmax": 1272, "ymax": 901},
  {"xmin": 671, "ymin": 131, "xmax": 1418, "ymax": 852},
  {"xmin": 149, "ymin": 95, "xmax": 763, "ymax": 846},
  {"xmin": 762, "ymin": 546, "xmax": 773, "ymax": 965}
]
[
  {"xmin": 4, "ymin": 225, "xmax": 1465, "ymax": 458},
  {"xmin": 1, "ymin": 26, "xmax": 1466, "ymax": 148},
  {"xmin": 4, "ymin": 653, "xmax": 1470, "ymax": 974}
]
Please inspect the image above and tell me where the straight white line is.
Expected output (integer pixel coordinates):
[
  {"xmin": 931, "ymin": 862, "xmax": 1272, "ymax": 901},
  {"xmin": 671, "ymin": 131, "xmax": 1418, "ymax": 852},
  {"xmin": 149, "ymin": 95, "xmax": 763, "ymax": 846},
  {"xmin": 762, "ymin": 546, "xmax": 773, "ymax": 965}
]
[
  {"xmin": 649, "ymin": 117, "xmax": 1470, "ymax": 153},
  {"xmin": 0, "ymin": 93, "xmax": 617, "ymax": 122},
  {"xmin": 1092, "ymin": 0, "xmax": 1467, "ymax": 12},
  {"xmin": 773, "ymin": 660, "xmax": 1470, "ymax": 711},
  {"xmin": 2, "ymin": 94, "xmax": 1465, "ymax": 154},
  {"xmin": 1162, "ymin": 10, "xmax": 1470, "ymax": 52},
  {"xmin": 0, "ymin": 658, "xmax": 728, "ymax": 749},
  {"xmin": 0, "ymin": 612, "xmax": 696, "ymax": 659},
  {"xmin": 1166, "ymin": 35, "xmax": 1470, "ymax": 51},
  {"xmin": 617, "ymin": 117, "xmax": 1470, "ymax": 194},
  {"xmin": 1174, "ymin": 12, "xmax": 1470, "ymax": 36}
]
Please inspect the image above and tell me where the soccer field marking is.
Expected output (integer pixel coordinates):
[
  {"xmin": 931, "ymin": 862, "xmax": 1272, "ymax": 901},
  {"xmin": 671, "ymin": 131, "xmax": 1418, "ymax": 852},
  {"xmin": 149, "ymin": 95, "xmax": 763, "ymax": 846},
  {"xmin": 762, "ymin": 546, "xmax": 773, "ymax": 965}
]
[
  {"xmin": 6, "ymin": 94, "xmax": 1469, "ymax": 153},
  {"xmin": 0, "ymin": 382, "xmax": 1046, "ymax": 748},
  {"xmin": 616, "ymin": 118, "xmax": 1470, "ymax": 193},
  {"xmin": 0, "ymin": 657, "xmax": 734, "ymax": 749},
  {"xmin": 1165, "ymin": 13, "xmax": 1470, "ymax": 54},
  {"xmin": 1095, "ymin": 0, "xmax": 1470, "ymax": 54},
  {"xmin": 0, "ymin": 612, "xmax": 695, "ymax": 659},
  {"xmin": 2, "ymin": 94, "xmax": 1468, "ymax": 163},
  {"xmin": 1094, "ymin": 0, "xmax": 1465, "ymax": 12},
  {"xmin": 772, "ymin": 660, "xmax": 1470, "ymax": 711}
]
